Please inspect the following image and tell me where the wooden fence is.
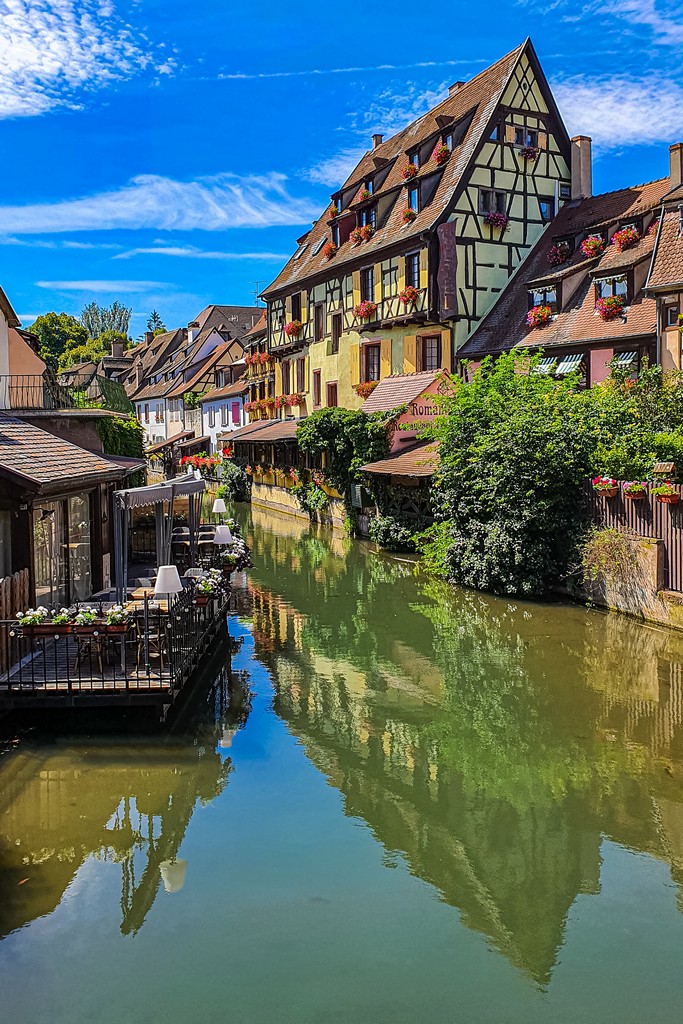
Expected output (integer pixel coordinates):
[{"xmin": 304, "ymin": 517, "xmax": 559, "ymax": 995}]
[
  {"xmin": 0, "ymin": 569, "xmax": 30, "ymax": 674},
  {"xmin": 589, "ymin": 484, "xmax": 683, "ymax": 592}
]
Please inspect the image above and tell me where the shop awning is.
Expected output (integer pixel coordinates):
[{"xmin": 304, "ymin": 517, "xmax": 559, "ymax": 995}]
[
  {"xmin": 530, "ymin": 356, "xmax": 557, "ymax": 375},
  {"xmin": 612, "ymin": 350, "xmax": 638, "ymax": 369},
  {"xmin": 176, "ymin": 435, "xmax": 210, "ymax": 450},
  {"xmin": 146, "ymin": 431, "xmax": 193, "ymax": 454},
  {"xmin": 114, "ymin": 471, "xmax": 206, "ymax": 510},
  {"xmin": 555, "ymin": 353, "xmax": 583, "ymax": 375}
]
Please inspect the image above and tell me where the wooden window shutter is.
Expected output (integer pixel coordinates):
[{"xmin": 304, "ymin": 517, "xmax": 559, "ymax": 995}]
[
  {"xmin": 374, "ymin": 263, "xmax": 382, "ymax": 301},
  {"xmin": 285, "ymin": 295, "xmax": 292, "ymax": 320},
  {"xmin": 274, "ymin": 359, "xmax": 283, "ymax": 396},
  {"xmin": 349, "ymin": 341, "xmax": 361, "ymax": 386},
  {"xmin": 403, "ymin": 335, "xmax": 417, "ymax": 374},
  {"xmin": 440, "ymin": 330, "xmax": 452, "ymax": 372},
  {"xmin": 537, "ymin": 131, "xmax": 547, "ymax": 150},
  {"xmin": 505, "ymin": 123, "xmax": 516, "ymax": 144},
  {"xmin": 352, "ymin": 270, "xmax": 361, "ymax": 308},
  {"xmin": 419, "ymin": 248, "xmax": 429, "ymax": 290},
  {"xmin": 380, "ymin": 339, "xmax": 392, "ymax": 378},
  {"xmin": 398, "ymin": 256, "xmax": 406, "ymax": 294},
  {"xmin": 300, "ymin": 289, "xmax": 308, "ymax": 323}
]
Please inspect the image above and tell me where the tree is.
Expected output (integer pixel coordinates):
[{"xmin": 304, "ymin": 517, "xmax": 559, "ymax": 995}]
[
  {"xmin": 147, "ymin": 309, "xmax": 166, "ymax": 335},
  {"xmin": 28, "ymin": 312, "xmax": 88, "ymax": 370},
  {"xmin": 80, "ymin": 300, "xmax": 132, "ymax": 338}
]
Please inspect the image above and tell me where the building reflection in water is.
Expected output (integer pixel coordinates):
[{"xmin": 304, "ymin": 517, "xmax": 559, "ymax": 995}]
[
  {"xmin": 241, "ymin": 506, "xmax": 683, "ymax": 987},
  {"xmin": 0, "ymin": 666, "xmax": 253, "ymax": 941}
]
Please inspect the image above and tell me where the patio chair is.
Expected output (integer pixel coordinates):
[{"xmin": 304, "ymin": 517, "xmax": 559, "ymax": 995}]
[{"xmin": 135, "ymin": 616, "xmax": 165, "ymax": 675}]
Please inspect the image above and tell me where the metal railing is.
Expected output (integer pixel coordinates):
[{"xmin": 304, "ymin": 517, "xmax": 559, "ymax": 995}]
[{"xmin": 0, "ymin": 373, "xmax": 133, "ymax": 414}]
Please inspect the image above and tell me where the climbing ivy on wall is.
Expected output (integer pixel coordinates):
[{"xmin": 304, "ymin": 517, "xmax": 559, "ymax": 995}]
[{"xmin": 95, "ymin": 415, "xmax": 145, "ymax": 459}]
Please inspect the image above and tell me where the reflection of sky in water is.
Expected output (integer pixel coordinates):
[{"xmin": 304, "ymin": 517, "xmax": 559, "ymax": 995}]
[{"xmin": 1, "ymin": 505, "xmax": 683, "ymax": 1023}]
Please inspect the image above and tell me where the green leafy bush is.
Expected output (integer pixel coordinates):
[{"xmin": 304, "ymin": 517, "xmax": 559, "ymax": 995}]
[
  {"xmin": 367, "ymin": 514, "xmax": 415, "ymax": 552},
  {"xmin": 217, "ymin": 462, "xmax": 250, "ymax": 502},
  {"xmin": 292, "ymin": 482, "xmax": 330, "ymax": 516}
]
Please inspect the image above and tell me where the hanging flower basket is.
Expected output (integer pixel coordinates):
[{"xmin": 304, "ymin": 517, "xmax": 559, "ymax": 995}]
[
  {"xmin": 401, "ymin": 163, "xmax": 418, "ymax": 180},
  {"xmin": 520, "ymin": 144, "xmax": 539, "ymax": 160},
  {"xmin": 432, "ymin": 143, "xmax": 450, "ymax": 165},
  {"xmin": 581, "ymin": 235, "xmax": 605, "ymax": 258},
  {"xmin": 399, "ymin": 285, "xmax": 419, "ymax": 306},
  {"xmin": 350, "ymin": 227, "xmax": 363, "ymax": 245},
  {"xmin": 322, "ymin": 241, "xmax": 337, "ymax": 260},
  {"xmin": 623, "ymin": 481, "xmax": 647, "ymax": 500},
  {"xmin": 526, "ymin": 304, "xmax": 552, "ymax": 328},
  {"xmin": 652, "ymin": 482, "xmax": 680, "ymax": 504},
  {"xmin": 547, "ymin": 242, "xmax": 571, "ymax": 267},
  {"xmin": 592, "ymin": 476, "xmax": 619, "ymax": 498},
  {"xmin": 611, "ymin": 226, "xmax": 640, "ymax": 252},
  {"xmin": 484, "ymin": 211, "xmax": 508, "ymax": 231},
  {"xmin": 402, "ymin": 208, "xmax": 417, "ymax": 224},
  {"xmin": 353, "ymin": 381, "xmax": 379, "ymax": 399},
  {"xmin": 329, "ymin": 204, "xmax": 339, "ymax": 218},
  {"xmin": 596, "ymin": 295, "xmax": 625, "ymax": 320},
  {"xmin": 353, "ymin": 300, "xmax": 377, "ymax": 320},
  {"xmin": 284, "ymin": 320, "xmax": 303, "ymax": 338}
]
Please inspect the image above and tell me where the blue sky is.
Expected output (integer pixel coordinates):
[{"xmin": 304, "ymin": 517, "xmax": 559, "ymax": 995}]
[{"xmin": 2, "ymin": 0, "xmax": 683, "ymax": 338}]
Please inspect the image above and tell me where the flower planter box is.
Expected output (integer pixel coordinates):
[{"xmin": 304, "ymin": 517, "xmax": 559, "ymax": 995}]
[
  {"xmin": 624, "ymin": 492, "xmax": 646, "ymax": 501},
  {"xmin": 23, "ymin": 623, "xmax": 57, "ymax": 636},
  {"xmin": 105, "ymin": 623, "xmax": 131, "ymax": 634},
  {"xmin": 656, "ymin": 494, "xmax": 680, "ymax": 504},
  {"xmin": 194, "ymin": 595, "xmax": 211, "ymax": 607},
  {"xmin": 596, "ymin": 487, "xmax": 619, "ymax": 498}
]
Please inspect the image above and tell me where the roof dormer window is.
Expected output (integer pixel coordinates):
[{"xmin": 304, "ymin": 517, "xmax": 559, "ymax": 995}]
[
  {"xmin": 529, "ymin": 285, "xmax": 557, "ymax": 312},
  {"xmin": 596, "ymin": 275, "xmax": 628, "ymax": 301},
  {"xmin": 364, "ymin": 179, "xmax": 374, "ymax": 195},
  {"xmin": 293, "ymin": 242, "xmax": 308, "ymax": 260},
  {"xmin": 360, "ymin": 205, "xmax": 377, "ymax": 230},
  {"xmin": 409, "ymin": 152, "xmax": 419, "ymax": 168}
]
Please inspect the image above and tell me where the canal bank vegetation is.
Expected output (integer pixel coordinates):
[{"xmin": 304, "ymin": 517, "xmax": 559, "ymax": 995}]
[{"xmin": 416, "ymin": 353, "xmax": 683, "ymax": 597}]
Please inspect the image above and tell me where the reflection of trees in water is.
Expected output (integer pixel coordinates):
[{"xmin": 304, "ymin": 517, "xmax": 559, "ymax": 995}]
[
  {"xmin": 0, "ymin": 666, "xmax": 253, "ymax": 941},
  {"xmin": 242, "ymin": 512, "xmax": 683, "ymax": 986}
]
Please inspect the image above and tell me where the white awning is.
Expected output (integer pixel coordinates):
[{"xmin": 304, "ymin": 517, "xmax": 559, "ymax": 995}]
[
  {"xmin": 531, "ymin": 356, "xmax": 557, "ymax": 375},
  {"xmin": 555, "ymin": 353, "xmax": 583, "ymax": 375},
  {"xmin": 113, "ymin": 470, "xmax": 206, "ymax": 509},
  {"xmin": 612, "ymin": 350, "xmax": 638, "ymax": 369}
]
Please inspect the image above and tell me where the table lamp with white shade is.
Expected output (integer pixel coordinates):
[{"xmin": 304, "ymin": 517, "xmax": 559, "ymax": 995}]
[
  {"xmin": 154, "ymin": 564, "xmax": 183, "ymax": 608},
  {"xmin": 213, "ymin": 524, "xmax": 233, "ymax": 546},
  {"xmin": 212, "ymin": 497, "xmax": 227, "ymax": 518}
]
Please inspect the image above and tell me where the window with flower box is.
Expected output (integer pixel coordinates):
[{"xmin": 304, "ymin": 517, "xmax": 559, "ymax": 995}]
[
  {"xmin": 331, "ymin": 313, "xmax": 342, "ymax": 354},
  {"xmin": 596, "ymin": 276, "xmax": 628, "ymax": 301},
  {"xmin": 409, "ymin": 152, "xmax": 419, "ymax": 168},
  {"xmin": 363, "ymin": 344, "xmax": 381, "ymax": 382},
  {"xmin": 406, "ymin": 252, "xmax": 420, "ymax": 289},
  {"xmin": 360, "ymin": 205, "xmax": 377, "ymax": 230},
  {"xmin": 364, "ymin": 179, "xmax": 374, "ymax": 195},
  {"xmin": 361, "ymin": 267, "xmax": 375, "ymax": 303},
  {"xmin": 515, "ymin": 127, "xmax": 538, "ymax": 147},
  {"xmin": 479, "ymin": 189, "xmax": 507, "ymax": 215},
  {"xmin": 529, "ymin": 285, "xmax": 557, "ymax": 312}
]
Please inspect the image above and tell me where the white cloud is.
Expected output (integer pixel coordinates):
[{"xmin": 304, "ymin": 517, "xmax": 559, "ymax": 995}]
[
  {"xmin": 350, "ymin": 82, "xmax": 449, "ymax": 138},
  {"xmin": 0, "ymin": 172, "xmax": 318, "ymax": 233},
  {"xmin": 0, "ymin": 0, "xmax": 174, "ymax": 119},
  {"xmin": 217, "ymin": 58, "xmax": 485, "ymax": 81},
  {"xmin": 36, "ymin": 279, "xmax": 170, "ymax": 292},
  {"xmin": 303, "ymin": 148, "xmax": 369, "ymax": 186},
  {"xmin": 0, "ymin": 235, "xmax": 121, "ymax": 249},
  {"xmin": 114, "ymin": 245, "xmax": 290, "ymax": 260},
  {"xmin": 553, "ymin": 74, "xmax": 683, "ymax": 149},
  {"xmin": 603, "ymin": 0, "xmax": 683, "ymax": 44}
]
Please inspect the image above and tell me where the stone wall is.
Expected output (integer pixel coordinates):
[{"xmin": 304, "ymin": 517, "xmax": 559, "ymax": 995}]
[{"xmin": 251, "ymin": 482, "xmax": 346, "ymax": 530}]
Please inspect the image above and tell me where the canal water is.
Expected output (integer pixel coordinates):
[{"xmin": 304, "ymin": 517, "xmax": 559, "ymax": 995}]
[{"xmin": 1, "ymin": 505, "xmax": 683, "ymax": 1023}]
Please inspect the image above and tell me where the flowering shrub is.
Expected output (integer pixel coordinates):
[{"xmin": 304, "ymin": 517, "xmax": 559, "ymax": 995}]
[
  {"xmin": 401, "ymin": 163, "xmax": 418, "ymax": 180},
  {"xmin": 74, "ymin": 609, "xmax": 97, "ymax": 626},
  {"xmin": 402, "ymin": 208, "xmax": 417, "ymax": 224},
  {"xmin": 581, "ymin": 235, "xmax": 605, "ymax": 258},
  {"xmin": 432, "ymin": 143, "xmax": 450, "ymax": 165},
  {"xmin": 245, "ymin": 464, "xmax": 253, "ymax": 475},
  {"xmin": 285, "ymin": 466, "xmax": 300, "ymax": 482},
  {"xmin": 596, "ymin": 295, "xmax": 625, "ymax": 320},
  {"xmin": 592, "ymin": 475, "xmax": 618, "ymax": 494},
  {"xmin": 353, "ymin": 300, "xmax": 377, "ymax": 320},
  {"xmin": 278, "ymin": 393, "xmax": 306, "ymax": 408},
  {"xmin": 520, "ymin": 145, "xmax": 539, "ymax": 160},
  {"xmin": 311, "ymin": 469, "xmax": 328, "ymax": 487},
  {"xmin": 221, "ymin": 445, "xmax": 233, "ymax": 458},
  {"xmin": 322, "ymin": 241, "xmax": 337, "ymax": 260},
  {"xmin": 180, "ymin": 453, "xmax": 221, "ymax": 473},
  {"xmin": 357, "ymin": 188, "xmax": 371, "ymax": 202},
  {"xmin": 399, "ymin": 285, "xmax": 419, "ymax": 305},
  {"xmin": 547, "ymin": 242, "xmax": 571, "ymax": 267},
  {"xmin": 284, "ymin": 320, "xmax": 303, "ymax": 338},
  {"xmin": 623, "ymin": 480, "xmax": 647, "ymax": 496},
  {"xmin": 526, "ymin": 304, "xmax": 553, "ymax": 328},
  {"xmin": 484, "ymin": 211, "xmax": 508, "ymax": 230},
  {"xmin": 353, "ymin": 381, "xmax": 379, "ymax": 399},
  {"xmin": 611, "ymin": 226, "xmax": 640, "ymax": 252}
]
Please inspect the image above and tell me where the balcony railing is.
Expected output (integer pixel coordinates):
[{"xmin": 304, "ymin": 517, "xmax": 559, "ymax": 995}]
[{"xmin": 0, "ymin": 374, "xmax": 133, "ymax": 414}]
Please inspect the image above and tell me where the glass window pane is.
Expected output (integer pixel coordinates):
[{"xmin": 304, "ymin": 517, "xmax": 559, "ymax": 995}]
[{"xmin": 33, "ymin": 501, "xmax": 68, "ymax": 608}]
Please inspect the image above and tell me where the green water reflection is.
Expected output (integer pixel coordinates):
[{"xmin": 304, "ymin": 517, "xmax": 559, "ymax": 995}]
[{"xmin": 2, "ymin": 503, "xmax": 683, "ymax": 1022}]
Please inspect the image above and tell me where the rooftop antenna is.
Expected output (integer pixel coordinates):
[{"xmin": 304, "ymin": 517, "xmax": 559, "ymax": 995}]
[{"xmin": 251, "ymin": 281, "xmax": 265, "ymax": 307}]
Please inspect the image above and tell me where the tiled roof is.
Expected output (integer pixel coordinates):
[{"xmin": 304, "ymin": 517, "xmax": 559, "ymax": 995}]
[
  {"xmin": 361, "ymin": 441, "xmax": 438, "ymax": 477},
  {"xmin": 243, "ymin": 311, "xmax": 267, "ymax": 344},
  {"xmin": 200, "ymin": 378, "xmax": 248, "ymax": 402},
  {"xmin": 194, "ymin": 304, "xmax": 262, "ymax": 341},
  {"xmin": 177, "ymin": 434, "xmax": 210, "ymax": 449},
  {"xmin": 164, "ymin": 342, "xmax": 232, "ymax": 399},
  {"xmin": 0, "ymin": 286, "xmax": 19, "ymax": 327},
  {"xmin": 231, "ymin": 419, "xmax": 300, "ymax": 443},
  {"xmin": 362, "ymin": 370, "xmax": 441, "ymax": 412},
  {"xmin": 264, "ymin": 42, "xmax": 535, "ymax": 297},
  {"xmin": 146, "ymin": 430, "xmax": 194, "ymax": 453},
  {"xmin": 461, "ymin": 179, "xmax": 668, "ymax": 358},
  {"xmin": 0, "ymin": 414, "xmax": 122, "ymax": 491},
  {"xmin": 647, "ymin": 210, "xmax": 683, "ymax": 290}
]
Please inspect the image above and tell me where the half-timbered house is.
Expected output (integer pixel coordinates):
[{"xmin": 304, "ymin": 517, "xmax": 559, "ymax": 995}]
[{"xmin": 261, "ymin": 39, "xmax": 572, "ymax": 416}]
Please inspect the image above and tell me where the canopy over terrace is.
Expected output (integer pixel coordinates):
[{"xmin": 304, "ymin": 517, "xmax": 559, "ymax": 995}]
[{"xmin": 112, "ymin": 471, "xmax": 206, "ymax": 601}]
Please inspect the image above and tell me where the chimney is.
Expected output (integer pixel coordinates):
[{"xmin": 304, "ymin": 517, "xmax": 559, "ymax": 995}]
[
  {"xmin": 448, "ymin": 81, "xmax": 465, "ymax": 97},
  {"xmin": 571, "ymin": 135, "xmax": 592, "ymax": 200},
  {"xmin": 372, "ymin": 133, "xmax": 384, "ymax": 149},
  {"xmin": 111, "ymin": 339, "xmax": 125, "ymax": 358},
  {"xmin": 144, "ymin": 330, "xmax": 153, "ymax": 344},
  {"xmin": 670, "ymin": 143, "xmax": 683, "ymax": 190}
]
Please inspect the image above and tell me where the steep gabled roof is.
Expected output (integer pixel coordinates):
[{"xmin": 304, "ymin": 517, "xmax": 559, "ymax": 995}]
[
  {"xmin": 647, "ymin": 209, "xmax": 683, "ymax": 291},
  {"xmin": 264, "ymin": 42, "xmax": 550, "ymax": 298},
  {"xmin": 0, "ymin": 286, "xmax": 20, "ymax": 328},
  {"xmin": 200, "ymin": 378, "xmax": 248, "ymax": 403},
  {"xmin": 461, "ymin": 178, "xmax": 668, "ymax": 359},
  {"xmin": 0, "ymin": 414, "xmax": 122, "ymax": 492},
  {"xmin": 361, "ymin": 370, "xmax": 441, "ymax": 412},
  {"xmin": 193, "ymin": 305, "xmax": 262, "ymax": 341}
]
